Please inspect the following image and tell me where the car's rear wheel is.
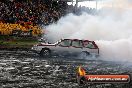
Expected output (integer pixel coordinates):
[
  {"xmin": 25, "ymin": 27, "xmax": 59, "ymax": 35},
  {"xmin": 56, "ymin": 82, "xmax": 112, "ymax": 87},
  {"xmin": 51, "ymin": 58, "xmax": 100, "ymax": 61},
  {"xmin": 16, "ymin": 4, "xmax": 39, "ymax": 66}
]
[
  {"xmin": 40, "ymin": 49, "xmax": 51, "ymax": 57},
  {"xmin": 79, "ymin": 51, "xmax": 90, "ymax": 59}
]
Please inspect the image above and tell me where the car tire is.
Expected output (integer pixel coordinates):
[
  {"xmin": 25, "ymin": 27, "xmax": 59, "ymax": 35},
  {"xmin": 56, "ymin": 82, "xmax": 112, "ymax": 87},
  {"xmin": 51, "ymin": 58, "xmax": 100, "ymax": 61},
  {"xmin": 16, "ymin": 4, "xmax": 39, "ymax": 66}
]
[
  {"xmin": 40, "ymin": 49, "xmax": 51, "ymax": 57},
  {"xmin": 79, "ymin": 51, "xmax": 90, "ymax": 59}
]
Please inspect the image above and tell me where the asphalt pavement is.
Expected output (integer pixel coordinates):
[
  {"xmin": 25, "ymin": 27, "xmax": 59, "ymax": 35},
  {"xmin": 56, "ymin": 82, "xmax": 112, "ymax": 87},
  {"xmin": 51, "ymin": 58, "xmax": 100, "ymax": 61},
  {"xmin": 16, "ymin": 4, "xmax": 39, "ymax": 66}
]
[{"xmin": 0, "ymin": 50, "xmax": 131, "ymax": 88}]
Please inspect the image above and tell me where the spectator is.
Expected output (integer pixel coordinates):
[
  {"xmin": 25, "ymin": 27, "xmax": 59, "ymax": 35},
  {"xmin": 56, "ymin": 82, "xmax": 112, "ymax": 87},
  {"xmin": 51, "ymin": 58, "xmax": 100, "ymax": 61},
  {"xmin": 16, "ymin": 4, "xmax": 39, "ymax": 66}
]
[
  {"xmin": 0, "ymin": 0, "xmax": 71, "ymax": 25},
  {"xmin": 0, "ymin": 0, "xmax": 96, "ymax": 25}
]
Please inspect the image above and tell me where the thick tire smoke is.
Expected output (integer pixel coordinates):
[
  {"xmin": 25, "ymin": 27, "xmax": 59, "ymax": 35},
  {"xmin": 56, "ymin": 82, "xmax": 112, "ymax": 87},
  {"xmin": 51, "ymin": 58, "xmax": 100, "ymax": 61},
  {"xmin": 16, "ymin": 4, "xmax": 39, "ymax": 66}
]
[
  {"xmin": 96, "ymin": 38, "xmax": 132, "ymax": 62},
  {"xmin": 44, "ymin": 0, "xmax": 132, "ymax": 62}
]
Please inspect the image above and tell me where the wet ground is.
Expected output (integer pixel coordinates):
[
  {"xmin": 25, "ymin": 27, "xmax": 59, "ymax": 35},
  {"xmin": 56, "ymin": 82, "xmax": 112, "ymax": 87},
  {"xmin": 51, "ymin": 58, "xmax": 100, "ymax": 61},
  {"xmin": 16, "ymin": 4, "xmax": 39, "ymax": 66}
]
[{"xmin": 0, "ymin": 50, "xmax": 132, "ymax": 88}]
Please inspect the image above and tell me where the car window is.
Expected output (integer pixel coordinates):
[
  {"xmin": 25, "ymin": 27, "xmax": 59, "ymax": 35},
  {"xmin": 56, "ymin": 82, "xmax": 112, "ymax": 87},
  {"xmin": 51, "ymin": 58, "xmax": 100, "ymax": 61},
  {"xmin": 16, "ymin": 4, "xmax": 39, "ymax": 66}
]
[
  {"xmin": 72, "ymin": 40, "xmax": 83, "ymax": 47},
  {"xmin": 84, "ymin": 42, "xmax": 95, "ymax": 48},
  {"xmin": 59, "ymin": 40, "xmax": 71, "ymax": 47}
]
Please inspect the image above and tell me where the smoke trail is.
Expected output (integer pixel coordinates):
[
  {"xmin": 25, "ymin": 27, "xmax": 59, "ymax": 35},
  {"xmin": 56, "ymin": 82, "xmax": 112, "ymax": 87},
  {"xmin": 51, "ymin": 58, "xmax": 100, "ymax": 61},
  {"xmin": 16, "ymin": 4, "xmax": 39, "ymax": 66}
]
[
  {"xmin": 45, "ymin": 0, "xmax": 132, "ymax": 62},
  {"xmin": 96, "ymin": 37, "xmax": 132, "ymax": 62}
]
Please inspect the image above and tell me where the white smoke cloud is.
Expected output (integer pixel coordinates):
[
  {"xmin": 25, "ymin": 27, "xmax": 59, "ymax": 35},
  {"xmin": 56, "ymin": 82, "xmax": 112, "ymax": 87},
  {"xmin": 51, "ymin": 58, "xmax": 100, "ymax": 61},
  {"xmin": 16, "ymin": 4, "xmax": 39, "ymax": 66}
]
[
  {"xmin": 44, "ymin": 0, "xmax": 132, "ymax": 62},
  {"xmin": 96, "ymin": 37, "xmax": 132, "ymax": 62}
]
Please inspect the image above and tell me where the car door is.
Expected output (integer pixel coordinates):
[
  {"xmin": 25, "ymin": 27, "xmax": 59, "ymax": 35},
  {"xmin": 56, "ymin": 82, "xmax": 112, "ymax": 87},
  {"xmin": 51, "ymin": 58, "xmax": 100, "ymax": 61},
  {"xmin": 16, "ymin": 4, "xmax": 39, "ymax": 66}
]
[
  {"xmin": 55, "ymin": 39, "xmax": 72, "ymax": 55},
  {"xmin": 70, "ymin": 40, "xmax": 83, "ymax": 54}
]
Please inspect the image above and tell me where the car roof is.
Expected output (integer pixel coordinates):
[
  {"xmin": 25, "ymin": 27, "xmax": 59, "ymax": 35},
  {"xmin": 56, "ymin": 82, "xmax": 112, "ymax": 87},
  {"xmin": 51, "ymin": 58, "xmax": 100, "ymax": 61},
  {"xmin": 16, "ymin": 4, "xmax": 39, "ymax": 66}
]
[{"xmin": 62, "ymin": 39, "xmax": 94, "ymax": 42}]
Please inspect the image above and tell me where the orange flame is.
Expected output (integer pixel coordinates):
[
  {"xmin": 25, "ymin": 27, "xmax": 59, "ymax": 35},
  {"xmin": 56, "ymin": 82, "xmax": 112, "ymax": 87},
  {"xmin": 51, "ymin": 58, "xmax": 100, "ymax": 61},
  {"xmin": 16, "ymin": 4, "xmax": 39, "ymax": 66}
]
[{"xmin": 77, "ymin": 66, "xmax": 86, "ymax": 76}]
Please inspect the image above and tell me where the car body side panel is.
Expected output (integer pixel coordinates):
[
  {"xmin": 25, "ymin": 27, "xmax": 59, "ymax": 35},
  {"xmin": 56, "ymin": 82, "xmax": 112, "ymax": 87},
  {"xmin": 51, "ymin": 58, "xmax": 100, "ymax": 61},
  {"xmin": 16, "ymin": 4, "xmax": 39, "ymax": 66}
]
[
  {"xmin": 83, "ymin": 48, "xmax": 99, "ymax": 55},
  {"xmin": 31, "ymin": 39, "xmax": 99, "ymax": 56},
  {"xmin": 69, "ymin": 47, "xmax": 82, "ymax": 54}
]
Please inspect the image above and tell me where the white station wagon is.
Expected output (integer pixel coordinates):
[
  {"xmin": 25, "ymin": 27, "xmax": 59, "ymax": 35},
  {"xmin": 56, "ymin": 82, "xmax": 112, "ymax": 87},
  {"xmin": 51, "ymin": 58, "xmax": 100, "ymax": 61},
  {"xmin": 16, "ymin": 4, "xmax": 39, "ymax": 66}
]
[{"xmin": 31, "ymin": 39, "xmax": 99, "ymax": 57}]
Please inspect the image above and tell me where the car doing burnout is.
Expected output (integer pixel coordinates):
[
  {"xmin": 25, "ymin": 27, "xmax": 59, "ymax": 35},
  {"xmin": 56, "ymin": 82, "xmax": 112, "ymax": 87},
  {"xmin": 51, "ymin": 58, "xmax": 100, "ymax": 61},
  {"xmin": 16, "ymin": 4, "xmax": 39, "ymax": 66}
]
[{"xmin": 31, "ymin": 39, "xmax": 99, "ymax": 57}]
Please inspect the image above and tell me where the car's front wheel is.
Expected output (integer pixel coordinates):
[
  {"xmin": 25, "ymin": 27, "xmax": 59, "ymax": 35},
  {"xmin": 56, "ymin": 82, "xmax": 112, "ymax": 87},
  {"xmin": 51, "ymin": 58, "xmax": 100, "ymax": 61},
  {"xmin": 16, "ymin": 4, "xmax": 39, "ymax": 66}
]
[{"xmin": 40, "ymin": 49, "xmax": 51, "ymax": 57}]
